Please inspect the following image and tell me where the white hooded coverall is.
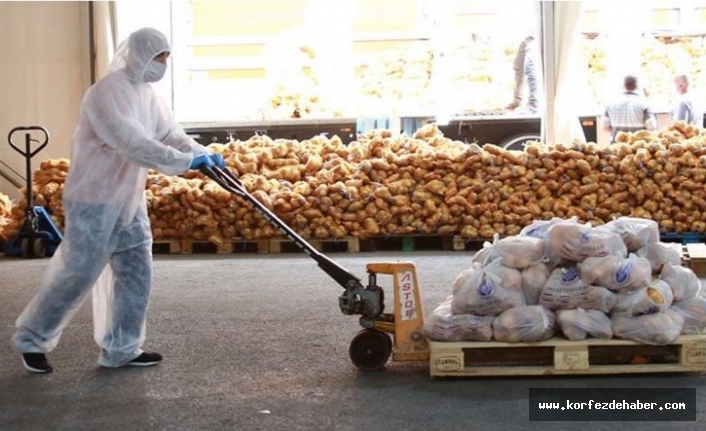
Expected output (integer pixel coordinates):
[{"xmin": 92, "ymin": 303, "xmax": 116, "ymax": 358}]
[{"xmin": 11, "ymin": 28, "xmax": 209, "ymax": 367}]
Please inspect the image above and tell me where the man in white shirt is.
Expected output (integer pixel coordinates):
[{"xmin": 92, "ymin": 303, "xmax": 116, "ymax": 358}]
[{"xmin": 672, "ymin": 74, "xmax": 702, "ymax": 126}]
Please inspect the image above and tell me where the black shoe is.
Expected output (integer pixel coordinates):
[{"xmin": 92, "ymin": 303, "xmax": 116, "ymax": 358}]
[
  {"xmin": 128, "ymin": 352, "xmax": 163, "ymax": 367},
  {"xmin": 21, "ymin": 353, "xmax": 53, "ymax": 374}
]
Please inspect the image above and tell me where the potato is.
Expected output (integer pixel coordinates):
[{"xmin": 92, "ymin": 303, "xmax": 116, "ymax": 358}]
[{"xmin": 8, "ymin": 123, "xmax": 706, "ymax": 243}]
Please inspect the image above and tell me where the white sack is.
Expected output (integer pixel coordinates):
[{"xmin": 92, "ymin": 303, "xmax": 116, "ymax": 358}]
[
  {"xmin": 546, "ymin": 219, "xmax": 627, "ymax": 263},
  {"xmin": 612, "ymin": 280, "xmax": 674, "ymax": 317},
  {"xmin": 492, "ymin": 305, "xmax": 556, "ymax": 343},
  {"xmin": 578, "ymin": 285, "xmax": 618, "ymax": 314},
  {"xmin": 599, "ymin": 217, "xmax": 659, "ymax": 252},
  {"xmin": 636, "ymin": 242, "xmax": 681, "ymax": 273},
  {"xmin": 672, "ymin": 297, "xmax": 706, "ymax": 335},
  {"xmin": 612, "ymin": 308, "xmax": 684, "ymax": 345},
  {"xmin": 422, "ymin": 298, "xmax": 495, "ymax": 341},
  {"xmin": 660, "ymin": 264, "xmax": 701, "ymax": 302},
  {"xmin": 540, "ymin": 266, "xmax": 617, "ymax": 312},
  {"xmin": 579, "ymin": 254, "xmax": 652, "ymax": 292},
  {"xmin": 522, "ymin": 262, "xmax": 551, "ymax": 305},
  {"xmin": 451, "ymin": 261, "xmax": 525, "ymax": 316},
  {"xmin": 487, "ymin": 234, "xmax": 546, "ymax": 269},
  {"xmin": 556, "ymin": 308, "xmax": 613, "ymax": 341},
  {"xmin": 540, "ymin": 267, "xmax": 589, "ymax": 310},
  {"xmin": 471, "ymin": 241, "xmax": 494, "ymax": 266},
  {"xmin": 520, "ymin": 217, "xmax": 564, "ymax": 239}
]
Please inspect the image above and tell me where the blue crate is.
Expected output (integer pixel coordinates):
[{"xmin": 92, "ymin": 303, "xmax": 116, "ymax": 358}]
[
  {"xmin": 682, "ymin": 233, "xmax": 702, "ymax": 244},
  {"xmin": 659, "ymin": 232, "xmax": 704, "ymax": 244}
]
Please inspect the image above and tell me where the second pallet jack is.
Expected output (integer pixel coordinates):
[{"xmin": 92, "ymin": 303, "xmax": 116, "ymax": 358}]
[{"xmin": 4, "ymin": 126, "xmax": 63, "ymax": 258}]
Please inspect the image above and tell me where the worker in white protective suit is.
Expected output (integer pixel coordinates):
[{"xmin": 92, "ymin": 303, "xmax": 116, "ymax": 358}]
[{"xmin": 10, "ymin": 28, "xmax": 224, "ymax": 373}]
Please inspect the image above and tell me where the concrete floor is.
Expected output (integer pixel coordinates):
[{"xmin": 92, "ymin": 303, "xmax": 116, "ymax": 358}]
[{"xmin": 0, "ymin": 250, "xmax": 704, "ymax": 431}]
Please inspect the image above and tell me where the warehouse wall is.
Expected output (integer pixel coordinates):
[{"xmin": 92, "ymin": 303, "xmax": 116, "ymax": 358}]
[{"xmin": 0, "ymin": 2, "xmax": 90, "ymax": 199}]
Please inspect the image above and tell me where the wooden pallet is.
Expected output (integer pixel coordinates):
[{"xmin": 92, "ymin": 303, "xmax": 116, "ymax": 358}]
[
  {"xmin": 268, "ymin": 236, "xmax": 359, "ymax": 253},
  {"xmin": 683, "ymin": 243, "xmax": 706, "ymax": 277},
  {"xmin": 360, "ymin": 234, "xmax": 456, "ymax": 252},
  {"xmin": 429, "ymin": 335, "xmax": 706, "ymax": 377},
  {"xmin": 181, "ymin": 239, "xmax": 269, "ymax": 254},
  {"xmin": 177, "ymin": 239, "xmax": 269, "ymax": 254},
  {"xmin": 152, "ymin": 239, "xmax": 182, "ymax": 254},
  {"xmin": 451, "ymin": 235, "xmax": 490, "ymax": 251}
]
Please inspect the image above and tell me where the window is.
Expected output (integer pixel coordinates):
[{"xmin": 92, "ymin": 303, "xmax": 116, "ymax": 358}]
[
  {"xmin": 113, "ymin": 1, "xmax": 706, "ymax": 124},
  {"xmin": 165, "ymin": 0, "xmax": 543, "ymax": 124}
]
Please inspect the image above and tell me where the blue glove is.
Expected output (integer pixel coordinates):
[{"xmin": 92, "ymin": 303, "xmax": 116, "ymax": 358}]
[
  {"xmin": 209, "ymin": 153, "xmax": 225, "ymax": 169},
  {"xmin": 189, "ymin": 154, "xmax": 214, "ymax": 170}
]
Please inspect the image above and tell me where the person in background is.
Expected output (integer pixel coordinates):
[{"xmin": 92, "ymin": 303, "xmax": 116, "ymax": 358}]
[
  {"xmin": 506, "ymin": 32, "xmax": 539, "ymax": 113},
  {"xmin": 672, "ymin": 74, "xmax": 702, "ymax": 126},
  {"xmin": 10, "ymin": 28, "xmax": 225, "ymax": 374},
  {"xmin": 601, "ymin": 74, "xmax": 657, "ymax": 143}
]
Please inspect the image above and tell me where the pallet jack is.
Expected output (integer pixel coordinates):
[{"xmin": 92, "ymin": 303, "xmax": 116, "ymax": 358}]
[
  {"xmin": 202, "ymin": 166, "xmax": 429, "ymax": 370},
  {"xmin": 4, "ymin": 126, "xmax": 63, "ymax": 258}
]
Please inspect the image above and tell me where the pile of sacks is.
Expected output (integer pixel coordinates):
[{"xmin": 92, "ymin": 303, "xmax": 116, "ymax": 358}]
[{"xmin": 423, "ymin": 217, "xmax": 706, "ymax": 345}]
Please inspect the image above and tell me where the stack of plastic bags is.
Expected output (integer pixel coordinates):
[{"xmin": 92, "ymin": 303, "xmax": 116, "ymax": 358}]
[{"xmin": 423, "ymin": 216, "xmax": 706, "ymax": 345}]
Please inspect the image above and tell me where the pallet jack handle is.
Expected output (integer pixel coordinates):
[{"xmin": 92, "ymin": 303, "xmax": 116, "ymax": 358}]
[
  {"xmin": 200, "ymin": 165, "xmax": 364, "ymax": 292},
  {"xmin": 8, "ymin": 126, "xmax": 50, "ymax": 212}
]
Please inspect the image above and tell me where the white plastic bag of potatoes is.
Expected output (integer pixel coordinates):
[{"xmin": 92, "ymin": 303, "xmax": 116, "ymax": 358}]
[
  {"xmin": 492, "ymin": 305, "xmax": 556, "ymax": 343},
  {"xmin": 540, "ymin": 266, "xmax": 617, "ymax": 313},
  {"xmin": 598, "ymin": 217, "xmax": 659, "ymax": 252},
  {"xmin": 611, "ymin": 308, "xmax": 684, "ymax": 345},
  {"xmin": 578, "ymin": 254, "xmax": 652, "ymax": 292},
  {"xmin": 422, "ymin": 298, "xmax": 495, "ymax": 341},
  {"xmin": 451, "ymin": 261, "xmax": 525, "ymax": 316},
  {"xmin": 539, "ymin": 267, "xmax": 589, "ymax": 310},
  {"xmin": 520, "ymin": 217, "xmax": 564, "ymax": 239},
  {"xmin": 522, "ymin": 262, "xmax": 551, "ymax": 305},
  {"xmin": 471, "ymin": 241, "xmax": 494, "ymax": 266},
  {"xmin": 636, "ymin": 242, "xmax": 681, "ymax": 274},
  {"xmin": 660, "ymin": 264, "xmax": 701, "ymax": 302},
  {"xmin": 546, "ymin": 219, "xmax": 627, "ymax": 263},
  {"xmin": 556, "ymin": 308, "xmax": 613, "ymax": 341},
  {"xmin": 579, "ymin": 285, "xmax": 618, "ymax": 313},
  {"xmin": 486, "ymin": 234, "xmax": 546, "ymax": 270},
  {"xmin": 672, "ymin": 297, "xmax": 706, "ymax": 334},
  {"xmin": 612, "ymin": 280, "xmax": 674, "ymax": 317}
]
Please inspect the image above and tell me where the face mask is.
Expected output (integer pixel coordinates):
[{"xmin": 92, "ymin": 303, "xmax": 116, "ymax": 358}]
[{"xmin": 143, "ymin": 60, "xmax": 167, "ymax": 83}]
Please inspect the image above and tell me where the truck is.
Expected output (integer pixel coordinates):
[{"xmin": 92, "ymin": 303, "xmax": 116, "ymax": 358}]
[{"xmin": 183, "ymin": 113, "xmax": 600, "ymax": 151}]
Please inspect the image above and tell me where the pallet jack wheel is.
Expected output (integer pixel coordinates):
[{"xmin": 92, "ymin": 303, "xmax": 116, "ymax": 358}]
[
  {"xmin": 20, "ymin": 237, "xmax": 32, "ymax": 258},
  {"xmin": 349, "ymin": 329, "xmax": 392, "ymax": 371},
  {"xmin": 32, "ymin": 237, "xmax": 47, "ymax": 258}
]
